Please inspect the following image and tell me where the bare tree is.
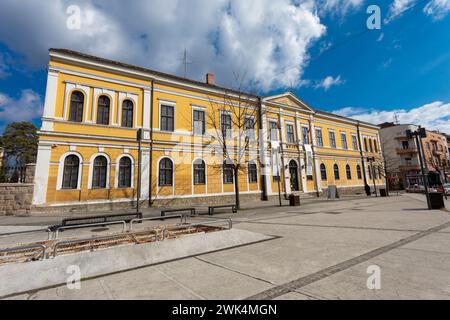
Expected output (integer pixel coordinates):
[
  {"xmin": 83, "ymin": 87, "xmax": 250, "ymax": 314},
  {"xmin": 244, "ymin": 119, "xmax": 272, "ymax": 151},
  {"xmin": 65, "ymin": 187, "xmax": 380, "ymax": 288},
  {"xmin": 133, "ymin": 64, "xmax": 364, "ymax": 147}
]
[{"xmin": 205, "ymin": 72, "xmax": 260, "ymax": 209}]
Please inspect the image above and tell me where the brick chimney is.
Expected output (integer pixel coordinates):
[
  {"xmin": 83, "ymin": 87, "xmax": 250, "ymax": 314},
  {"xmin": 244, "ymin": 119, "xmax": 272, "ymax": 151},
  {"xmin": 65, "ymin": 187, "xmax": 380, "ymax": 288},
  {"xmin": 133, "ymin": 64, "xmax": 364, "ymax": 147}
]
[{"xmin": 206, "ymin": 73, "xmax": 215, "ymax": 85}]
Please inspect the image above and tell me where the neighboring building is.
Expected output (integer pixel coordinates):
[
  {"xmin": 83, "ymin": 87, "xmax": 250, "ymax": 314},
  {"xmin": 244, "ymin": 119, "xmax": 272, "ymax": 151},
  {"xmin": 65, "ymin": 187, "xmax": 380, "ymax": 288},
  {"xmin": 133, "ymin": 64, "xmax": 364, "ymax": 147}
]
[
  {"xmin": 379, "ymin": 123, "xmax": 449, "ymax": 188},
  {"xmin": 32, "ymin": 49, "xmax": 384, "ymax": 211}
]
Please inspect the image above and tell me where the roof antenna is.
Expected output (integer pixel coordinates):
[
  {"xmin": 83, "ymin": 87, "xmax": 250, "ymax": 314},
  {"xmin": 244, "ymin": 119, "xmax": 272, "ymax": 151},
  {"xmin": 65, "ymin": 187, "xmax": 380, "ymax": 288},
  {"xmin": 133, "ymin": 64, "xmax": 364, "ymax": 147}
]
[
  {"xmin": 394, "ymin": 113, "xmax": 400, "ymax": 125},
  {"xmin": 179, "ymin": 48, "xmax": 192, "ymax": 78}
]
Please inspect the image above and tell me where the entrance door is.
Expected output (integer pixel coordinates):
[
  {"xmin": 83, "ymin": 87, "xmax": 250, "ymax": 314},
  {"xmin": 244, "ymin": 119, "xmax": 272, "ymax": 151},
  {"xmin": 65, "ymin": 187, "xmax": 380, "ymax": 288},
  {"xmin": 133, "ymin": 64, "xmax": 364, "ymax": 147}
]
[{"xmin": 289, "ymin": 160, "xmax": 299, "ymax": 192}]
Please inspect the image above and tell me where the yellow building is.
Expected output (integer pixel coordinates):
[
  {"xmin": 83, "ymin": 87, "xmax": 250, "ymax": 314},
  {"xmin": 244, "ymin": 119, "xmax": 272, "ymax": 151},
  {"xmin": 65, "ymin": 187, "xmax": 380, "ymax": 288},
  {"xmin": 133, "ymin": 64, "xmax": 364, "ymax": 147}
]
[{"xmin": 33, "ymin": 49, "xmax": 384, "ymax": 211}]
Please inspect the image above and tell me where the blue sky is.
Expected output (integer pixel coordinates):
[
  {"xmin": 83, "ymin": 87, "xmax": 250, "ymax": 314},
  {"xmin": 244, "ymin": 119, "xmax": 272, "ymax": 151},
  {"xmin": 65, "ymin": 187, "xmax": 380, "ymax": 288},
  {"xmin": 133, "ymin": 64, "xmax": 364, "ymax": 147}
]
[{"xmin": 1, "ymin": 0, "xmax": 450, "ymax": 133}]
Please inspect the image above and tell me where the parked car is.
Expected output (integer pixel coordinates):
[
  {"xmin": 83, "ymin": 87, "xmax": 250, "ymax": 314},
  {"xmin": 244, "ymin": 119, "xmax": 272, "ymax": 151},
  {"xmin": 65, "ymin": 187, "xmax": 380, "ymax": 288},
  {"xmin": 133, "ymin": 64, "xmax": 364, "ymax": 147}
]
[{"xmin": 443, "ymin": 183, "xmax": 450, "ymax": 195}]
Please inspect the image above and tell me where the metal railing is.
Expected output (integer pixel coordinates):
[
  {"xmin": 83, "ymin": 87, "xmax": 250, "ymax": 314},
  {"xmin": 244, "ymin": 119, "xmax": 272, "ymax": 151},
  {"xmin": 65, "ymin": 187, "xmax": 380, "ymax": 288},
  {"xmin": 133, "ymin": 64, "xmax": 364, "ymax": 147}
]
[
  {"xmin": 129, "ymin": 214, "xmax": 186, "ymax": 230},
  {"xmin": 0, "ymin": 228, "xmax": 52, "ymax": 240},
  {"xmin": 162, "ymin": 218, "xmax": 233, "ymax": 239},
  {"xmin": 51, "ymin": 220, "xmax": 127, "ymax": 240},
  {"xmin": 53, "ymin": 231, "xmax": 158, "ymax": 258},
  {"xmin": 0, "ymin": 244, "xmax": 47, "ymax": 261}
]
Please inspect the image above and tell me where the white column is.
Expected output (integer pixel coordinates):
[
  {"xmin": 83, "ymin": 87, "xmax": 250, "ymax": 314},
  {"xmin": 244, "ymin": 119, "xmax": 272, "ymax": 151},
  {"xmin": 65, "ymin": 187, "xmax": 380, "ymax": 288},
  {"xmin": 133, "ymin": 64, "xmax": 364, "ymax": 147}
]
[
  {"xmin": 32, "ymin": 144, "xmax": 52, "ymax": 205},
  {"xmin": 41, "ymin": 69, "xmax": 59, "ymax": 131},
  {"xmin": 259, "ymin": 106, "xmax": 272, "ymax": 195},
  {"xmin": 310, "ymin": 117, "xmax": 321, "ymax": 192},
  {"xmin": 140, "ymin": 149, "xmax": 150, "ymax": 199},
  {"xmin": 143, "ymin": 89, "xmax": 151, "ymax": 140},
  {"xmin": 279, "ymin": 115, "xmax": 291, "ymax": 194}
]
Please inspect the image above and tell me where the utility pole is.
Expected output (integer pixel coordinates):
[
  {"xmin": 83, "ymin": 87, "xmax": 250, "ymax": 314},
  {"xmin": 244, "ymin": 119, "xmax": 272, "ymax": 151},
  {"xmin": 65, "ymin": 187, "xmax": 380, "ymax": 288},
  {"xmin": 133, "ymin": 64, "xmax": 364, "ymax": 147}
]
[{"xmin": 274, "ymin": 145, "xmax": 282, "ymax": 207}]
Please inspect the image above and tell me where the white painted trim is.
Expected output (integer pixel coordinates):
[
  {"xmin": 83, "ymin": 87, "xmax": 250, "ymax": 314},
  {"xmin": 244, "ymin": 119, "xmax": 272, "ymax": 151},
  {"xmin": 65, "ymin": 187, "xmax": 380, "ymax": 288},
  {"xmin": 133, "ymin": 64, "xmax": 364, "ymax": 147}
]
[
  {"xmin": 56, "ymin": 151, "xmax": 83, "ymax": 190},
  {"xmin": 114, "ymin": 154, "xmax": 135, "ymax": 189},
  {"xmin": 87, "ymin": 153, "xmax": 111, "ymax": 189}
]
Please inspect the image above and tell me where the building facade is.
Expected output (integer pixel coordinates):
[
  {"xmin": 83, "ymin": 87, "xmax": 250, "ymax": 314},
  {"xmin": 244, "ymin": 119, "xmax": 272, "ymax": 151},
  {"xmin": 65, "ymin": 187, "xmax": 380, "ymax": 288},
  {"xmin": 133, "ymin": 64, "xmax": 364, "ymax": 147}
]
[
  {"xmin": 32, "ymin": 49, "xmax": 384, "ymax": 211},
  {"xmin": 379, "ymin": 123, "xmax": 449, "ymax": 188}
]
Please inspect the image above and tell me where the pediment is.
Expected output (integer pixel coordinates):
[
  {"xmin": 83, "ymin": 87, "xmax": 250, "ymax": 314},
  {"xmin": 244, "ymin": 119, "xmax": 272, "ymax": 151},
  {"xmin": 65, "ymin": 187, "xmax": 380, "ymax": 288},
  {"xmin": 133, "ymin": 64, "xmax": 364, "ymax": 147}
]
[{"xmin": 263, "ymin": 92, "xmax": 314, "ymax": 112}]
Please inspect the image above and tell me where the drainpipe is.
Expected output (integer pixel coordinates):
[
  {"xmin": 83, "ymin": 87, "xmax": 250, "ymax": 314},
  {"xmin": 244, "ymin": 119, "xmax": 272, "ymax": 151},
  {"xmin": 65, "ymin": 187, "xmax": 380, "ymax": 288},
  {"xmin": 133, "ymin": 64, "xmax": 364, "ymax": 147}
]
[
  {"xmin": 357, "ymin": 122, "xmax": 370, "ymax": 195},
  {"xmin": 149, "ymin": 80, "xmax": 154, "ymax": 206},
  {"xmin": 257, "ymin": 97, "xmax": 268, "ymax": 201}
]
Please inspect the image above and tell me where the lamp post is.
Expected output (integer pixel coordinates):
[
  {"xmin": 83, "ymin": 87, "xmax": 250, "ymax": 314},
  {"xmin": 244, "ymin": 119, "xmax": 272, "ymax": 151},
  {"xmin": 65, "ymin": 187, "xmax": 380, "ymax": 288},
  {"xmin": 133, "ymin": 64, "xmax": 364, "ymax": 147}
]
[
  {"xmin": 136, "ymin": 128, "xmax": 143, "ymax": 214},
  {"xmin": 406, "ymin": 127, "xmax": 432, "ymax": 210},
  {"xmin": 367, "ymin": 156, "xmax": 377, "ymax": 197}
]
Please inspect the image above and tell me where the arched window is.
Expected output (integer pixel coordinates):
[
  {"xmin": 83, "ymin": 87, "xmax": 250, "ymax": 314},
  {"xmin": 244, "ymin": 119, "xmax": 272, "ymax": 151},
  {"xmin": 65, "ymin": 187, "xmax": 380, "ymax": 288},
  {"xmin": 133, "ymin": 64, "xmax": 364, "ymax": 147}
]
[
  {"xmin": 248, "ymin": 163, "xmax": 258, "ymax": 183},
  {"xmin": 333, "ymin": 164, "xmax": 340, "ymax": 180},
  {"xmin": 356, "ymin": 165, "xmax": 362, "ymax": 179},
  {"xmin": 122, "ymin": 100, "xmax": 133, "ymax": 128},
  {"xmin": 368, "ymin": 164, "xmax": 372, "ymax": 180},
  {"xmin": 68, "ymin": 91, "xmax": 84, "ymax": 122},
  {"xmin": 62, "ymin": 155, "xmax": 80, "ymax": 189},
  {"xmin": 320, "ymin": 163, "xmax": 327, "ymax": 181},
  {"xmin": 369, "ymin": 139, "xmax": 373, "ymax": 153},
  {"xmin": 159, "ymin": 158, "xmax": 173, "ymax": 186},
  {"xmin": 346, "ymin": 164, "xmax": 352, "ymax": 180},
  {"xmin": 193, "ymin": 159, "xmax": 206, "ymax": 185},
  {"xmin": 118, "ymin": 157, "xmax": 132, "ymax": 188},
  {"xmin": 223, "ymin": 161, "xmax": 234, "ymax": 184},
  {"xmin": 92, "ymin": 156, "xmax": 108, "ymax": 188},
  {"xmin": 97, "ymin": 95, "xmax": 110, "ymax": 125}
]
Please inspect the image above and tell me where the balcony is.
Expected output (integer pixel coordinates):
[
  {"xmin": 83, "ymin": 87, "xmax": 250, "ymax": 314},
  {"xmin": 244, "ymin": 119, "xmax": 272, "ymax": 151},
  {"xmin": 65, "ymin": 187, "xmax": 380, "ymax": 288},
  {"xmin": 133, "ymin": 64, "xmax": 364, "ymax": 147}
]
[
  {"xmin": 396, "ymin": 147, "xmax": 418, "ymax": 155},
  {"xmin": 399, "ymin": 164, "xmax": 421, "ymax": 171}
]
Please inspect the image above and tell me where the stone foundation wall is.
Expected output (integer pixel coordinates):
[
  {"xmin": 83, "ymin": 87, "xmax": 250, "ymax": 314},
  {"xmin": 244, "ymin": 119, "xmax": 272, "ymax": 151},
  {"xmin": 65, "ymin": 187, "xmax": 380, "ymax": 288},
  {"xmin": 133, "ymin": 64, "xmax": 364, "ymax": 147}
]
[{"xmin": 0, "ymin": 184, "xmax": 34, "ymax": 216}]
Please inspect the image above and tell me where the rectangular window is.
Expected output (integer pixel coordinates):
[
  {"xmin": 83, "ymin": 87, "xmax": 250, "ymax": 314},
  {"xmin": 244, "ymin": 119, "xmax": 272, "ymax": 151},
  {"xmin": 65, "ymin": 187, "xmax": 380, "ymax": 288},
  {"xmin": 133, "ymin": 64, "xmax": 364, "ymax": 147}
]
[
  {"xmin": 352, "ymin": 135, "xmax": 358, "ymax": 150},
  {"xmin": 244, "ymin": 117, "xmax": 255, "ymax": 140},
  {"xmin": 341, "ymin": 133, "xmax": 348, "ymax": 149},
  {"xmin": 329, "ymin": 131, "xmax": 336, "ymax": 148},
  {"xmin": 269, "ymin": 121, "xmax": 278, "ymax": 141},
  {"xmin": 248, "ymin": 163, "xmax": 258, "ymax": 183},
  {"xmin": 286, "ymin": 124, "xmax": 295, "ymax": 144},
  {"xmin": 302, "ymin": 127, "xmax": 310, "ymax": 145},
  {"xmin": 316, "ymin": 128, "xmax": 323, "ymax": 147},
  {"xmin": 193, "ymin": 109, "xmax": 205, "ymax": 135},
  {"xmin": 160, "ymin": 105, "xmax": 174, "ymax": 132},
  {"xmin": 221, "ymin": 113, "xmax": 232, "ymax": 139}
]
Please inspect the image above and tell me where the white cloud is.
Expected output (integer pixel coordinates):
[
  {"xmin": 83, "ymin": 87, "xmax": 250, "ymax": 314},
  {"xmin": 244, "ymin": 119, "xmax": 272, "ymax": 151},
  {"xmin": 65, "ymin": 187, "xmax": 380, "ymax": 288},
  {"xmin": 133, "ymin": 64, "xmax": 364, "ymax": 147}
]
[
  {"xmin": 315, "ymin": 75, "xmax": 344, "ymax": 90},
  {"xmin": 318, "ymin": 0, "xmax": 365, "ymax": 16},
  {"xmin": 332, "ymin": 101, "xmax": 450, "ymax": 132},
  {"xmin": 386, "ymin": 0, "xmax": 450, "ymax": 22},
  {"xmin": 424, "ymin": 0, "xmax": 450, "ymax": 20},
  {"xmin": 0, "ymin": 0, "xmax": 331, "ymax": 92},
  {"xmin": 0, "ymin": 89, "xmax": 43, "ymax": 125},
  {"xmin": 386, "ymin": 0, "xmax": 416, "ymax": 22}
]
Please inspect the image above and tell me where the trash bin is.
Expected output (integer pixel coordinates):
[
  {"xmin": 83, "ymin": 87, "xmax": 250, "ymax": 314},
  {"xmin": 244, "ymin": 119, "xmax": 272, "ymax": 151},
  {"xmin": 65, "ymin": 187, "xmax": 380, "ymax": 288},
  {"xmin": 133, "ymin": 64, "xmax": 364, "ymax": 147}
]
[
  {"xmin": 429, "ymin": 192, "xmax": 445, "ymax": 209},
  {"xmin": 379, "ymin": 188, "xmax": 387, "ymax": 197},
  {"xmin": 289, "ymin": 194, "xmax": 301, "ymax": 206}
]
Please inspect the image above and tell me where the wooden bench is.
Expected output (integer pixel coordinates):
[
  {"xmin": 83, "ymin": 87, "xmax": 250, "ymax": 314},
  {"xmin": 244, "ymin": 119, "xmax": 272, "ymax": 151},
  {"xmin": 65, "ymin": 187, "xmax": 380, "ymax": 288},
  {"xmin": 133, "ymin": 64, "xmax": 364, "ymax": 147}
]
[
  {"xmin": 208, "ymin": 204, "xmax": 237, "ymax": 215},
  {"xmin": 160, "ymin": 208, "xmax": 196, "ymax": 217}
]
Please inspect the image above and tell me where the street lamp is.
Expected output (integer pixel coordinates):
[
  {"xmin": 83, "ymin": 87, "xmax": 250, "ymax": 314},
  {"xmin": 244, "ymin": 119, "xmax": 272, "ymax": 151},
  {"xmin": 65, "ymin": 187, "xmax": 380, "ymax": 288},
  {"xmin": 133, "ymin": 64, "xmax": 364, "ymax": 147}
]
[
  {"xmin": 136, "ymin": 128, "xmax": 143, "ymax": 214},
  {"xmin": 406, "ymin": 127, "xmax": 432, "ymax": 210},
  {"xmin": 367, "ymin": 156, "xmax": 377, "ymax": 197}
]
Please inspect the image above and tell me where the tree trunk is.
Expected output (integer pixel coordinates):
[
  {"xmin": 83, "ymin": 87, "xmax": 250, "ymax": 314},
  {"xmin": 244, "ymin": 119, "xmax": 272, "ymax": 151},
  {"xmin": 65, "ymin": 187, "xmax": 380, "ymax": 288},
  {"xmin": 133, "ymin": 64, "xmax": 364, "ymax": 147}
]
[{"xmin": 234, "ymin": 166, "xmax": 240, "ymax": 209}]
